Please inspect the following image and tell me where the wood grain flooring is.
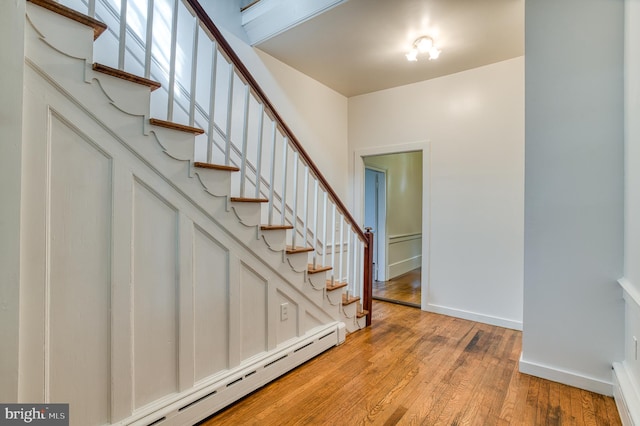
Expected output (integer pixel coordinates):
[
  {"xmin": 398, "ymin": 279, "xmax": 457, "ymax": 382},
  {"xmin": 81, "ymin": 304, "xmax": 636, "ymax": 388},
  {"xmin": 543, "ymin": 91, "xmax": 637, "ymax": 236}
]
[
  {"xmin": 199, "ymin": 301, "xmax": 621, "ymax": 425},
  {"xmin": 373, "ymin": 268, "xmax": 421, "ymax": 307}
]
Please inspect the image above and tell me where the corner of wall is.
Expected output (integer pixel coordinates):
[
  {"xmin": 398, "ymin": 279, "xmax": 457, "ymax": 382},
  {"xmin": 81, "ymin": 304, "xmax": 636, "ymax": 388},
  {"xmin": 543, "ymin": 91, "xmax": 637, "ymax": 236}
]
[
  {"xmin": 613, "ymin": 362, "xmax": 638, "ymax": 425},
  {"xmin": 518, "ymin": 355, "xmax": 614, "ymax": 396}
]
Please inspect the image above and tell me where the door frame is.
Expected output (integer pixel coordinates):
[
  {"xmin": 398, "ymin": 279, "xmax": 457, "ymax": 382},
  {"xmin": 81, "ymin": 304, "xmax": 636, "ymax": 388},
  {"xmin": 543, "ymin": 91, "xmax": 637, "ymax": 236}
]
[
  {"xmin": 364, "ymin": 165, "xmax": 387, "ymax": 282},
  {"xmin": 353, "ymin": 141, "xmax": 430, "ymax": 309}
]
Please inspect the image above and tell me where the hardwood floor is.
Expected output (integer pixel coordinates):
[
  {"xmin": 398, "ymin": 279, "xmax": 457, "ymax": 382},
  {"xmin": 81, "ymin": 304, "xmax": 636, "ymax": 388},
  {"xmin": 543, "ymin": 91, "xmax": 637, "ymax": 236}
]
[
  {"xmin": 200, "ymin": 301, "xmax": 621, "ymax": 425},
  {"xmin": 373, "ymin": 268, "xmax": 421, "ymax": 306}
]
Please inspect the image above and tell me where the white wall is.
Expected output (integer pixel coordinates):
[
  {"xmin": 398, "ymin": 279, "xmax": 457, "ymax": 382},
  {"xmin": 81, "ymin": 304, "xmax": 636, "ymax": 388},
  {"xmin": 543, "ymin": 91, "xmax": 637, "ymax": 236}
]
[
  {"xmin": 201, "ymin": 1, "xmax": 349, "ymax": 201},
  {"xmin": 349, "ymin": 57, "xmax": 525, "ymax": 330},
  {"xmin": 522, "ymin": 0, "xmax": 624, "ymax": 395},
  {"xmin": 625, "ymin": 0, "xmax": 640, "ymax": 294},
  {"xmin": 0, "ymin": 0, "xmax": 25, "ymax": 402}
]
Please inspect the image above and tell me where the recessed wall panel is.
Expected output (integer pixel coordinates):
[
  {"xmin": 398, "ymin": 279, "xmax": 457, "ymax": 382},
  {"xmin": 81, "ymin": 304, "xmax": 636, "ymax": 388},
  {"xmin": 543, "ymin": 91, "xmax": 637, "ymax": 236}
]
[
  {"xmin": 193, "ymin": 226, "xmax": 229, "ymax": 382},
  {"xmin": 133, "ymin": 180, "xmax": 178, "ymax": 408},
  {"xmin": 48, "ymin": 114, "xmax": 111, "ymax": 425},
  {"xmin": 240, "ymin": 264, "xmax": 267, "ymax": 359}
]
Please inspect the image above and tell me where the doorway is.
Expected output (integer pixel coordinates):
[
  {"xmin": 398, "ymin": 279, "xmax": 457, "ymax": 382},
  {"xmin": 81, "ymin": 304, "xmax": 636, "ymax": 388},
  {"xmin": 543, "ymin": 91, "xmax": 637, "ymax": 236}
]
[
  {"xmin": 362, "ymin": 151, "xmax": 423, "ymax": 308},
  {"xmin": 364, "ymin": 167, "xmax": 386, "ymax": 282}
]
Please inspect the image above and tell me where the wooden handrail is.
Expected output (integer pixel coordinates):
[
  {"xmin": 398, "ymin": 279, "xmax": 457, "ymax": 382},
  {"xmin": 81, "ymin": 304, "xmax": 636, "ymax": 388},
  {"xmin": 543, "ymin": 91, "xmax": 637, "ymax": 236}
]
[{"xmin": 184, "ymin": 0, "xmax": 367, "ymax": 245}]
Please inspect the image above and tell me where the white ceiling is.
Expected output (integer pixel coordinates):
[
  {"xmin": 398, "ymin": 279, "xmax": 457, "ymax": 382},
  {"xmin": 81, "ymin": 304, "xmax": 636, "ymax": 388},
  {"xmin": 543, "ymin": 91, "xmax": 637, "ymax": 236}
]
[{"xmin": 249, "ymin": 0, "xmax": 524, "ymax": 97}]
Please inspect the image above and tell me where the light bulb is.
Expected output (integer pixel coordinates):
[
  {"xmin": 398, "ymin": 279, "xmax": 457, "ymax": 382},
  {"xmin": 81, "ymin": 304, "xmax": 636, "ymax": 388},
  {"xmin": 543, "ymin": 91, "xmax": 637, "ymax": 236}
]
[{"xmin": 405, "ymin": 49, "xmax": 418, "ymax": 62}]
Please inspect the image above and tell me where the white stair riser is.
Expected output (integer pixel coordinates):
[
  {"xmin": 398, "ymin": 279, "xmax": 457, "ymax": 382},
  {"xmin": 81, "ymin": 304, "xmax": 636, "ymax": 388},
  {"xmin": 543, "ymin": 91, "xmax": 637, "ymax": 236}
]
[
  {"xmin": 152, "ymin": 129, "xmax": 197, "ymax": 162},
  {"xmin": 308, "ymin": 271, "xmax": 328, "ymax": 290},
  {"xmin": 231, "ymin": 201, "xmax": 263, "ymax": 226},
  {"xmin": 286, "ymin": 251, "xmax": 310, "ymax": 272},
  {"xmin": 260, "ymin": 229, "xmax": 287, "ymax": 251},
  {"xmin": 92, "ymin": 72, "xmax": 152, "ymax": 117},
  {"xmin": 194, "ymin": 167, "xmax": 232, "ymax": 197}
]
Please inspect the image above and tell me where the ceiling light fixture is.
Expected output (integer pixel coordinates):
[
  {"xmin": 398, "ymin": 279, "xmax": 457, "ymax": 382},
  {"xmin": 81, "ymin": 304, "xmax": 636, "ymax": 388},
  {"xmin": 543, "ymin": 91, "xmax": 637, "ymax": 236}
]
[{"xmin": 406, "ymin": 36, "xmax": 441, "ymax": 61}]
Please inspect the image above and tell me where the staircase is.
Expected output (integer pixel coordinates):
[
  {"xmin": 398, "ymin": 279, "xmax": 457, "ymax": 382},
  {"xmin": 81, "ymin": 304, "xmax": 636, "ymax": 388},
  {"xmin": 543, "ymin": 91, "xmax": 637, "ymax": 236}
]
[{"xmin": 19, "ymin": 0, "xmax": 371, "ymax": 424}]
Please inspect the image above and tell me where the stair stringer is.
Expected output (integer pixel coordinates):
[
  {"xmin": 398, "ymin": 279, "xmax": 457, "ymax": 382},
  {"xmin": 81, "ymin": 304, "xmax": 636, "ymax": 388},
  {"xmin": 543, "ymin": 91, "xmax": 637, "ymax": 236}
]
[{"xmin": 20, "ymin": 4, "xmax": 346, "ymax": 425}]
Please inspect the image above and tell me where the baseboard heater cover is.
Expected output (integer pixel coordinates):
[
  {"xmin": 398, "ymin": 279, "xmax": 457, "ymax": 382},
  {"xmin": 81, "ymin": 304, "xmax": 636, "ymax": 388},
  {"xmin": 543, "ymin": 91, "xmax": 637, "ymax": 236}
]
[{"xmin": 124, "ymin": 322, "xmax": 343, "ymax": 426}]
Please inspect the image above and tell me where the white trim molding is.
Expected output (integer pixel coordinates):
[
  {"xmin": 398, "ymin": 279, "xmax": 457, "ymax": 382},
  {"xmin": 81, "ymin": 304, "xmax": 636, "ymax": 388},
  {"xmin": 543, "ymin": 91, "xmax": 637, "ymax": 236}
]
[
  {"xmin": 387, "ymin": 232, "xmax": 422, "ymax": 279},
  {"xmin": 614, "ymin": 361, "xmax": 639, "ymax": 425},
  {"xmin": 620, "ymin": 277, "xmax": 640, "ymax": 308},
  {"xmin": 615, "ymin": 277, "xmax": 640, "ymax": 425},
  {"xmin": 425, "ymin": 303, "xmax": 522, "ymax": 331},
  {"xmin": 388, "ymin": 232, "xmax": 422, "ymax": 244},
  {"xmin": 242, "ymin": 0, "xmax": 347, "ymax": 45},
  {"xmin": 519, "ymin": 355, "xmax": 614, "ymax": 396}
]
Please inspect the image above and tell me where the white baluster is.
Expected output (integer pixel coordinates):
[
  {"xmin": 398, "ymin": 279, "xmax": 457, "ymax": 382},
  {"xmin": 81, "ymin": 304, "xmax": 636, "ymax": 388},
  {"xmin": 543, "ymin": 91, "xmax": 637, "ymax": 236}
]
[
  {"xmin": 224, "ymin": 63, "xmax": 234, "ymax": 165},
  {"xmin": 346, "ymin": 224, "xmax": 351, "ymax": 290},
  {"xmin": 167, "ymin": 0, "xmax": 179, "ymax": 120},
  {"xmin": 267, "ymin": 121, "xmax": 277, "ymax": 225},
  {"xmin": 188, "ymin": 18, "xmax": 199, "ymax": 127},
  {"xmin": 312, "ymin": 179, "xmax": 319, "ymax": 268},
  {"xmin": 143, "ymin": 0, "xmax": 154, "ymax": 79},
  {"xmin": 206, "ymin": 43, "xmax": 218, "ymax": 163},
  {"xmin": 331, "ymin": 203, "xmax": 336, "ymax": 284},
  {"xmin": 280, "ymin": 139, "xmax": 288, "ymax": 226},
  {"xmin": 339, "ymin": 214, "xmax": 344, "ymax": 284},
  {"xmin": 118, "ymin": 0, "xmax": 128, "ymax": 69},
  {"xmin": 302, "ymin": 165, "xmax": 309, "ymax": 248},
  {"xmin": 291, "ymin": 151, "xmax": 299, "ymax": 248},
  {"xmin": 356, "ymin": 238, "xmax": 362, "ymax": 298},
  {"xmin": 239, "ymin": 84, "xmax": 250, "ymax": 197},
  {"xmin": 322, "ymin": 191, "xmax": 327, "ymax": 268},
  {"xmin": 254, "ymin": 104, "xmax": 265, "ymax": 199}
]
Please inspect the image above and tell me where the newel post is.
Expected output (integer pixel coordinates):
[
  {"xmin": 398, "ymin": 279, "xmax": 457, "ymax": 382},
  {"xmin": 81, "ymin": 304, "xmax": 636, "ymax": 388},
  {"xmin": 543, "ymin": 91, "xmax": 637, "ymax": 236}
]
[{"xmin": 363, "ymin": 227, "xmax": 374, "ymax": 326}]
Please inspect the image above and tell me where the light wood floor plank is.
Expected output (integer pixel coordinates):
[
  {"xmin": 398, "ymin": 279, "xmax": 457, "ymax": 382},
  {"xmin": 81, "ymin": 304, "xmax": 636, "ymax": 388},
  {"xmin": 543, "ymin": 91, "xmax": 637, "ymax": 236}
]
[{"xmin": 199, "ymin": 301, "xmax": 621, "ymax": 425}]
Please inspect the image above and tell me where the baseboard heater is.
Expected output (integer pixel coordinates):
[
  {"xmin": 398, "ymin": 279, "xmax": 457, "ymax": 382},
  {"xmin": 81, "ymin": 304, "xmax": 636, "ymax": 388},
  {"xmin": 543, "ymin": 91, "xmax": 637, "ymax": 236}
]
[{"xmin": 123, "ymin": 322, "xmax": 343, "ymax": 426}]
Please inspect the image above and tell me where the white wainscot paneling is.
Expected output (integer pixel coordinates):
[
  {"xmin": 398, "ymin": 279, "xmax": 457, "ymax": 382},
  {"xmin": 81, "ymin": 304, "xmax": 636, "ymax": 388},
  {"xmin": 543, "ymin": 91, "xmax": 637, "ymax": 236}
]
[
  {"xmin": 388, "ymin": 233, "xmax": 422, "ymax": 279},
  {"xmin": 613, "ymin": 279, "xmax": 640, "ymax": 425},
  {"xmin": 132, "ymin": 179, "xmax": 179, "ymax": 409},
  {"xmin": 193, "ymin": 225, "xmax": 230, "ymax": 382},
  {"xmin": 48, "ymin": 112, "xmax": 112, "ymax": 425}
]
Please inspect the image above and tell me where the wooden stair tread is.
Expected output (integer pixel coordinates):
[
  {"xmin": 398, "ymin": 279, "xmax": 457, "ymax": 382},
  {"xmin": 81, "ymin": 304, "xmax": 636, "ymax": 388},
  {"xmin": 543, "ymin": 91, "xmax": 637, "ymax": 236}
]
[
  {"xmin": 230, "ymin": 197, "xmax": 268, "ymax": 203},
  {"xmin": 149, "ymin": 118, "xmax": 204, "ymax": 135},
  {"xmin": 93, "ymin": 63, "xmax": 161, "ymax": 91},
  {"xmin": 194, "ymin": 162, "xmax": 240, "ymax": 172},
  {"xmin": 260, "ymin": 224, "xmax": 294, "ymax": 230},
  {"xmin": 356, "ymin": 310, "xmax": 369, "ymax": 319},
  {"xmin": 286, "ymin": 246, "xmax": 314, "ymax": 254},
  {"xmin": 307, "ymin": 264, "xmax": 332, "ymax": 274},
  {"xmin": 28, "ymin": 0, "xmax": 107, "ymax": 40},
  {"xmin": 326, "ymin": 280, "xmax": 347, "ymax": 291},
  {"xmin": 342, "ymin": 294, "xmax": 361, "ymax": 305}
]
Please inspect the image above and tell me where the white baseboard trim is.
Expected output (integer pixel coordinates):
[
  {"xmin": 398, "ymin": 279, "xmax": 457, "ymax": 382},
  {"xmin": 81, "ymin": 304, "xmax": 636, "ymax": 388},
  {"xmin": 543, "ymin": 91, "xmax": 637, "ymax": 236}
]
[
  {"xmin": 613, "ymin": 362, "xmax": 640, "ymax": 425},
  {"xmin": 518, "ymin": 355, "xmax": 613, "ymax": 396},
  {"xmin": 388, "ymin": 255, "xmax": 421, "ymax": 279},
  {"xmin": 423, "ymin": 303, "xmax": 522, "ymax": 331}
]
